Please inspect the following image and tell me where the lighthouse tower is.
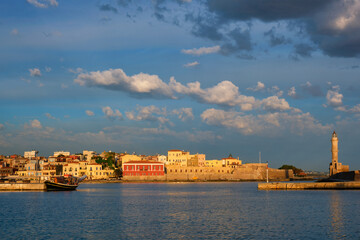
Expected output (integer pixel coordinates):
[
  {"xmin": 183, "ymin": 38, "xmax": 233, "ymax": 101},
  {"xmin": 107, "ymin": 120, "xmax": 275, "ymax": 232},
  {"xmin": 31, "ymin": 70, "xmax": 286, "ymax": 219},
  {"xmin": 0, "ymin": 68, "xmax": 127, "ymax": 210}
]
[
  {"xmin": 329, "ymin": 131, "xmax": 349, "ymax": 176},
  {"xmin": 329, "ymin": 131, "xmax": 339, "ymax": 176}
]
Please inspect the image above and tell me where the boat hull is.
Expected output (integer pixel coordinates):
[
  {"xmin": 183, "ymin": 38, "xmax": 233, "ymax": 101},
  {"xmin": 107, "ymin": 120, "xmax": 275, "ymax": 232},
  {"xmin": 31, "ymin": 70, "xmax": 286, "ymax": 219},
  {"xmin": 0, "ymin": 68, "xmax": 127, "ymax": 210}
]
[{"xmin": 44, "ymin": 181, "xmax": 78, "ymax": 191}]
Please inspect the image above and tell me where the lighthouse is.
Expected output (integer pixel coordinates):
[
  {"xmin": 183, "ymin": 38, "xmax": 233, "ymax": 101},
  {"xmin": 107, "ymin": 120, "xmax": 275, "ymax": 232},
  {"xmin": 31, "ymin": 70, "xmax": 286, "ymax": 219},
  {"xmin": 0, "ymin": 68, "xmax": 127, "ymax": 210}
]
[{"xmin": 329, "ymin": 131, "xmax": 349, "ymax": 176}]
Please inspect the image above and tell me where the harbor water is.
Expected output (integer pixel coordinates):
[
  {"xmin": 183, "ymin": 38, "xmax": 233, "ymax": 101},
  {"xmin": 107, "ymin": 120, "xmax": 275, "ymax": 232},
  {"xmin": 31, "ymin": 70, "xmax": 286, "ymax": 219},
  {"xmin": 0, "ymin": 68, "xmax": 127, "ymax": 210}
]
[{"xmin": 1, "ymin": 182, "xmax": 360, "ymax": 239}]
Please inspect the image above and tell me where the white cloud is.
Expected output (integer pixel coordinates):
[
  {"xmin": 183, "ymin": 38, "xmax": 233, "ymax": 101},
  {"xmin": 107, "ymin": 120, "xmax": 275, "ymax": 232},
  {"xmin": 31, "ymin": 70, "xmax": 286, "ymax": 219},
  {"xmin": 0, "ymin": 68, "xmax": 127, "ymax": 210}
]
[
  {"xmin": 45, "ymin": 113, "xmax": 55, "ymax": 119},
  {"xmin": 75, "ymin": 68, "xmax": 294, "ymax": 113},
  {"xmin": 247, "ymin": 81, "xmax": 265, "ymax": 91},
  {"xmin": 102, "ymin": 106, "xmax": 123, "ymax": 120},
  {"xmin": 288, "ymin": 86, "xmax": 297, "ymax": 98},
  {"xmin": 10, "ymin": 29, "xmax": 19, "ymax": 36},
  {"xmin": 29, "ymin": 68, "xmax": 42, "ymax": 77},
  {"xmin": 181, "ymin": 45, "xmax": 220, "ymax": 56},
  {"xmin": 27, "ymin": 0, "xmax": 58, "ymax": 8},
  {"xmin": 27, "ymin": 119, "xmax": 42, "ymax": 129},
  {"xmin": 126, "ymin": 105, "xmax": 169, "ymax": 124},
  {"xmin": 326, "ymin": 86, "xmax": 343, "ymax": 107},
  {"xmin": 75, "ymin": 68, "xmax": 174, "ymax": 98},
  {"xmin": 45, "ymin": 67, "xmax": 51, "ymax": 72},
  {"xmin": 261, "ymin": 96, "xmax": 291, "ymax": 112},
  {"xmin": 171, "ymin": 108, "xmax": 194, "ymax": 121},
  {"xmin": 61, "ymin": 83, "xmax": 68, "ymax": 89},
  {"xmin": 86, "ymin": 110, "xmax": 95, "ymax": 116},
  {"xmin": 201, "ymin": 108, "xmax": 331, "ymax": 136},
  {"xmin": 0, "ymin": 123, "xmax": 4, "ymax": 130},
  {"xmin": 184, "ymin": 61, "xmax": 199, "ymax": 67},
  {"xmin": 68, "ymin": 68, "xmax": 84, "ymax": 74}
]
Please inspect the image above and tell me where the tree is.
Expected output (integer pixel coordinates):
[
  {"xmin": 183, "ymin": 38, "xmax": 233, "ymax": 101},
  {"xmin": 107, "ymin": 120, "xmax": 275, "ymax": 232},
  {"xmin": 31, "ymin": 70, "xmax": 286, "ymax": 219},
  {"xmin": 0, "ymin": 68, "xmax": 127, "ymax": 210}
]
[
  {"xmin": 279, "ymin": 165, "xmax": 303, "ymax": 175},
  {"xmin": 113, "ymin": 168, "xmax": 122, "ymax": 179}
]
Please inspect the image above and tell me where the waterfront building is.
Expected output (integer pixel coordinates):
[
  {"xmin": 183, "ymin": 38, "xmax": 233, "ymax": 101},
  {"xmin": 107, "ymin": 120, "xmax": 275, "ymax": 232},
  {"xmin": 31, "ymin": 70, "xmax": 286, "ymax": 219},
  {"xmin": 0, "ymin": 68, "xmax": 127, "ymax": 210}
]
[
  {"xmin": 63, "ymin": 162, "xmax": 81, "ymax": 177},
  {"xmin": 222, "ymin": 155, "xmax": 242, "ymax": 168},
  {"xmin": 123, "ymin": 161, "xmax": 165, "ymax": 176},
  {"xmin": 205, "ymin": 160, "xmax": 223, "ymax": 167},
  {"xmin": 329, "ymin": 131, "xmax": 349, "ymax": 176},
  {"xmin": 167, "ymin": 150, "xmax": 190, "ymax": 166},
  {"xmin": 86, "ymin": 163, "xmax": 113, "ymax": 179}
]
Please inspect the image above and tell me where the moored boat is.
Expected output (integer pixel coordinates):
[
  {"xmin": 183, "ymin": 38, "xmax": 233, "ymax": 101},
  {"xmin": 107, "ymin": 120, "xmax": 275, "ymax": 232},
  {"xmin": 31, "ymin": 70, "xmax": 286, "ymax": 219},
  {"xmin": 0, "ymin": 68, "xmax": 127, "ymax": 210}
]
[{"xmin": 45, "ymin": 175, "xmax": 87, "ymax": 191}]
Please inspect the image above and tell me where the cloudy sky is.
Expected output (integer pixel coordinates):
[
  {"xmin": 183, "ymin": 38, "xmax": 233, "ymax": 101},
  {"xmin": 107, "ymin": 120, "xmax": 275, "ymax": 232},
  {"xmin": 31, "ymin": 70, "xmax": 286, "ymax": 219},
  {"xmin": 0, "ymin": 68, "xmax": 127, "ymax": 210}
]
[{"xmin": 1, "ymin": 0, "xmax": 360, "ymax": 171}]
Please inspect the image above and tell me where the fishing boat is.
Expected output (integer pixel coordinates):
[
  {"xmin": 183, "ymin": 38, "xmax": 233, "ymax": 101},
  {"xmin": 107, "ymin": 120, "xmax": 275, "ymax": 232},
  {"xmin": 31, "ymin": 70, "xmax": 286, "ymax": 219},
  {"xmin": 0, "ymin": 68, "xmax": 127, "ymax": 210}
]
[{"xmin": 44, "ymin": 175, "xmax": 87, "ymax": 191}]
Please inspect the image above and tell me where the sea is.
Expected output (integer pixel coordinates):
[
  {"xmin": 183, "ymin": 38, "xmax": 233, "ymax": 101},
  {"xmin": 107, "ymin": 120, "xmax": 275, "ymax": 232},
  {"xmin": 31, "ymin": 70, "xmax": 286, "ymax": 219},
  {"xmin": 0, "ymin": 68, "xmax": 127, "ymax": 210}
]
[{"xmin": 0, "ymin": 182, "xmax": 359, "ymax": 240}]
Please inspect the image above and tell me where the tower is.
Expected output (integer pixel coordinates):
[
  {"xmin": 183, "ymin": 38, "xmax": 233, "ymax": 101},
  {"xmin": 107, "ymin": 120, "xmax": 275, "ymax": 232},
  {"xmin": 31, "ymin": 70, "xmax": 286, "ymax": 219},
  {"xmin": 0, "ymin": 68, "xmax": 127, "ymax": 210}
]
[{"xmin": 329, "ymin": 131, "xmax": 339, "ymax": 176}]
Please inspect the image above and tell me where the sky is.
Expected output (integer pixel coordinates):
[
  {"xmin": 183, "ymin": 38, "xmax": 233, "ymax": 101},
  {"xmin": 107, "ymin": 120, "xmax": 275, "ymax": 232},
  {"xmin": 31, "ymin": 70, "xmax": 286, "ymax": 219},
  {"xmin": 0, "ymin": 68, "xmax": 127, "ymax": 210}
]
[{"xmin": 1, "ymin": 0, "xmax": 360, "ymax": 171}]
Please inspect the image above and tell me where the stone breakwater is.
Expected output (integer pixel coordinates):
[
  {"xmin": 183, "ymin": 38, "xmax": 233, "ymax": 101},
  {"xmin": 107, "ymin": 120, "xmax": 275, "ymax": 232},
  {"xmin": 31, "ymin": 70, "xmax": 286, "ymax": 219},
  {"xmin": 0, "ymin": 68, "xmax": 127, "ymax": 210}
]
[
  {"xmin": 258, "ymin": 182, "xmax": 360, "ymax": 190},
  {"xmin": 0, "ymin": 183, "xmax": 46, "ymax": 191}
]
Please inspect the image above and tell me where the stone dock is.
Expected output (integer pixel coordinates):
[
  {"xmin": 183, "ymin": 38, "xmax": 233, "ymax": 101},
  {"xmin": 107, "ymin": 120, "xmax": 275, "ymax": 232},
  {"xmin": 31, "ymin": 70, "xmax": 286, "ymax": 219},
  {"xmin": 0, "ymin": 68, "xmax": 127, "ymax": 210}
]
[
  {"xmin": 0, "ymin": 183, "xmax": 46, "ymax": 191},
  {"xmin": 258, "ymin": 182, "xmax": 360, "ymax": 190}
]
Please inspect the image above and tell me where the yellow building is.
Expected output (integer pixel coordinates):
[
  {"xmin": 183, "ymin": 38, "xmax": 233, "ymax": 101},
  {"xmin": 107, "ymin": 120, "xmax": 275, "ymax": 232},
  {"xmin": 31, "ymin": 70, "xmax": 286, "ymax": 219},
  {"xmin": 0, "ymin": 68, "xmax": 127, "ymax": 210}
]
[
  {"xmin": 205, "ymin": 160, "xmax": 223, "ymax": 167},
  {"xmin": 121, "ymin": 154, "xmax": 142, "ymax": 163},
  {"xmin": 86, "ymin": 163, "xmax": 113, "ymax": 179},
  {"xmin": 63, "ymin": 162, "xmax": 81, "ymax": 177},
  {"xmin": 167, "ymin": 150, "xmax": 190, "ymax": 166},
  {"xmin": 205, "ymin": 155, "xmax": 242, "ymax": 168}
]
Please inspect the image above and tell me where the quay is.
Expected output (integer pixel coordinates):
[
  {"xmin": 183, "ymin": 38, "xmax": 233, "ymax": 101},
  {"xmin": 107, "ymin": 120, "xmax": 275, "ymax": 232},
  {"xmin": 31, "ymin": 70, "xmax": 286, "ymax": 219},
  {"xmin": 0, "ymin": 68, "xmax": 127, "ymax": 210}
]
[
  {"xmin": 258, "ymin": 182, "xmax": 360, "ymax": 190},
  {"xmin": 0, "ymin": 181, "xmax": 46, "ymax": 191}
]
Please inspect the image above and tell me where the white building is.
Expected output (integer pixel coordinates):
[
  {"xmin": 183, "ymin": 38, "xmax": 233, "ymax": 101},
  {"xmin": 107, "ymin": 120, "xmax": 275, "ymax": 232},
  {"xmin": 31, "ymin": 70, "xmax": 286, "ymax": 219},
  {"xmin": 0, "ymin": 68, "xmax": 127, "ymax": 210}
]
[
  {"xmin": 24, "ymin": 150, "xmax": 38, "ymax": 159},
  {"xmin": 83, "ymin": 150, "xmax": 96, "ymax": 162},
  {"xmin": 53, "ymin": 151, "xmax": 70, "ymax": 157},
  {"xmin": 157, "ymin": 155, "xmax": 168, "ymax": 165}
]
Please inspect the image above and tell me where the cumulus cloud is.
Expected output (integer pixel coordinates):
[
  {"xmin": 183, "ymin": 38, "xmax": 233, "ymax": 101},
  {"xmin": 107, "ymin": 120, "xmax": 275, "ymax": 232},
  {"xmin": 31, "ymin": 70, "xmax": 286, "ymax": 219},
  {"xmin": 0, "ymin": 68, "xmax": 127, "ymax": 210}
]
[
  {"xmin": 126, "ymin": 105, "xmax": 169, "ymax": 124},
  {"xmin": 184, "ymin": 61, "xmax": 199, "ymax": 67},
  {"xmin": 260, "ymin": 96, "xmax": 291, "ymax": 112},
  {"xmin": 75, "ymin": 68, "xmax": 294, "ymax": 112},
  {"xmin": 201, "ymin": 108, "xmax": 331, "ymax": 135},
  {"xmin": 171, "ymin": 108, "xmax": 194, "ymax": 121},
  {"xmin": 45, "ymin": 113, "xmax": 55, "ymax": 119},
  {"xmin": 29, "ymin": 68, "xmax": 42, "ymax": 77},
  {"xmin": 247, "ymin": 81, "xmax": 265, "ymax": 92},
  {"xmin": 288, "ymin": 86, "xmax": 298, "ymax": 98},
  {"xmin": 326, "ymin": 86, "xmax": 343, "ymax": 108},
  {"xmin": 27, "ymin": 0, "xmax": 58, "ymax": 8},
  {"xmin": 74, "ymin": 68, "xmax": 174, "ymax": 98},
  {"xmin": 181, "ymin": 46, "xmax": 220, "ymax": 55},
  {"xmin": 102, "ymin": 106, "xmax": 123, "ymax": 120},
  {"xmin": 25, "ymin": 119, "xmax": 42, "ymax": 129},
  {"xmin": 86, "ymin": 110, "xmax": 95, "ymax": 116}
]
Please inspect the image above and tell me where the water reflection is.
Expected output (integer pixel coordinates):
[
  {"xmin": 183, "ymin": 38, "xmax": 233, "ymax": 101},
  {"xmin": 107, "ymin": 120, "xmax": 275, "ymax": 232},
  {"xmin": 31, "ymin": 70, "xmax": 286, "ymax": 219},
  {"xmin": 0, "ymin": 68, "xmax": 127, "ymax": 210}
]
[
  {"xmin": 1, "ymin": 183, "xmax": 360, "ymax": 239},
  {"xmin": 329, "ymin": 191, "xmax": 346, "ymax": 239}
]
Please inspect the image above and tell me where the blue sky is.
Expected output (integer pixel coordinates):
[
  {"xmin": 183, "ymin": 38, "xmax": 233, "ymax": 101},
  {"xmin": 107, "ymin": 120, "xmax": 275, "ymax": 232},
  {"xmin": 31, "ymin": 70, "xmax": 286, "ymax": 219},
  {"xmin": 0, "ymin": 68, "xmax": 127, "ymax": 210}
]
[{"xmin": 1, "ymin": 0, "xmax": 360, "ymax": 171}]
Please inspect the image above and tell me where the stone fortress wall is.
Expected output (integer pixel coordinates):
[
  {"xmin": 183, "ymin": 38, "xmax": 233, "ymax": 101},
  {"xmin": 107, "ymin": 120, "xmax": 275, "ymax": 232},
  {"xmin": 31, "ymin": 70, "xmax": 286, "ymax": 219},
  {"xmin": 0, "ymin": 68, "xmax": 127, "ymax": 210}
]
[{"xmin": 123, "ymin": 163, "xmax": 293, "ymax": 181}]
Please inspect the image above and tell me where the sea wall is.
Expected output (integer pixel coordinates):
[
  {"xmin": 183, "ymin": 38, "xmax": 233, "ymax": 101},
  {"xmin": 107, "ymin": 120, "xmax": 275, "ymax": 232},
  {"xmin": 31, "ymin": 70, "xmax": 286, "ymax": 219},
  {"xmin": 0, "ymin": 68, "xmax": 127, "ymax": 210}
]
[
  {"xmin": 258, "ymin": 182, "xmax": 360, "ymax": 190},
  {"xmin": 0, "ymin": 183, "xmax": 46, "ymax": 191},
  {"xmin": 122, "ymin": 164, "xmax": 293, "ymax": 181}
]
